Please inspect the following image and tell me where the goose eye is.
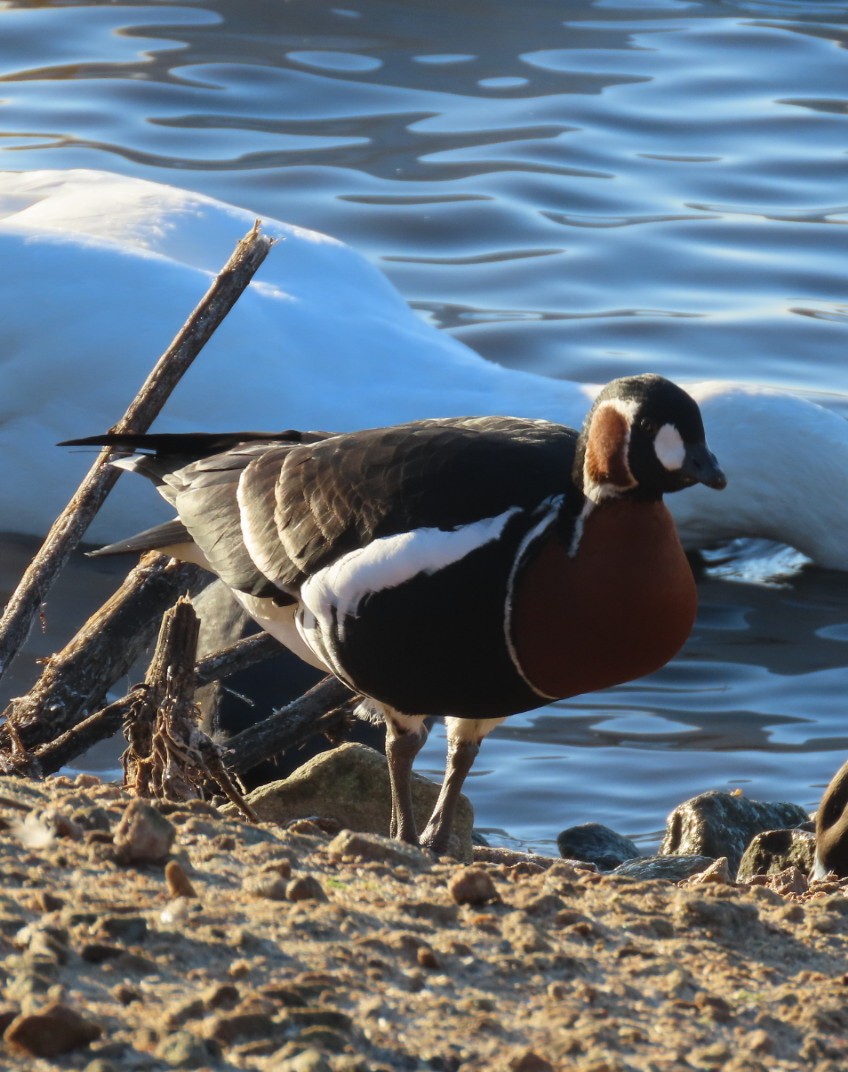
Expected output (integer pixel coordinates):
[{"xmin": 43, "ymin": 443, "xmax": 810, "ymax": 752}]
[{"xmin": 639, "ymin": 418, "xmax": 658, "ymax": 437}]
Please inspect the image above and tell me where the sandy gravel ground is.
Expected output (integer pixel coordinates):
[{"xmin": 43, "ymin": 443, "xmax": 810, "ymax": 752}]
[{"xmin": 0, "ymin": 774, "xmax": 845, "ymax": 1072}]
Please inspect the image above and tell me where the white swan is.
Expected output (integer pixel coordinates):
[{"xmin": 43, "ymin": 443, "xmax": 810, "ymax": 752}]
[{"xmin": 1, "ymin": 168, "xmax": 847, "ymax": 569}]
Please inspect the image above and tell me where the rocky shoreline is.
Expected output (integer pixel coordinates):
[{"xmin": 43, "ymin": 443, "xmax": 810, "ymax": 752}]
[{"xmin": 0, "ymin": 770, "xmax": 845, "ymax": 1072}]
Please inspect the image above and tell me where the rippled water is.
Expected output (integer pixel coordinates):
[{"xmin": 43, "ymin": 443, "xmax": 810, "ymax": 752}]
[{"xmin": 3, "ymin": 0, "xmax": 848, "ymax": 852}]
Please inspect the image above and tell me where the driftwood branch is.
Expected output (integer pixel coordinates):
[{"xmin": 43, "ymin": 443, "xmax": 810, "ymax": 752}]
[
  {"xmin": 123, "ymin": 597, "xmax": 202, "ymax": 798},
  {"xmin": 195, "ymin": 632, "xmax": 283, "ymax": 687},
  {"xmin": 0, "ymin": 223, "xmax": 274, "ymax": 686},
  {"xmin": 223, "ymin": 676, "xmax": 358, "ymax": 778},
  {"xmin": 31, "ymin": 620, "xmax": 288, "ymax": 776},
  {"xmin": 122, "ymin": 598, "xmax": 256, "ymax": 820},
  {"xmin": 0, "ymin": 554, "xmax": 208, "ymax": 765}
]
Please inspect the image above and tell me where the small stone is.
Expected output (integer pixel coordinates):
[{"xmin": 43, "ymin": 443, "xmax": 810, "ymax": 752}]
[
  {"xmin": 417, "ymin": 945, "xmax": 439, "ymax": 969},
  {"xmin": 273, "ymin": 1047, "xmax": 333, "ymax": 1072},
  {"xmin": 114, "ymin": 801, "xmax": 175, "ymax": 864},
  {"xmin": 288, "ymin": 1007, "xmax": 352, "ymax": 1032},
  {"xmin": 195, "ymin": 984, "xmax": 235, "ymax": 1012},
  {"xmin": 327, "ymin": 829, "xmax": 433, "ymax": 869},
  {"xmin": 555, "ymin": 823, "xmax": 640, "ymax": 871},
  {"xmin": 112, "ymin": 983, "xmax": 142, "ymax": 1005},
  {"xmin": 114, "ymin": 951, "xmax": 158, "ymax": 975},
  {"xmin": 74, "ymin": 773, "xmax": 101, "ymax": 788},
  {"xmin": 296, "ymin": 1026, "xmax": 348, "ymax": 1051},
  {"xmin": 38, "ymin": 808, "xmax": 84, "ymax": 841},
  {"xmin": 4, "ymin": 1002, "xmax": 101, "ymax": 1057},
  {"xmin": 155, "ymin": 1029, "xmax": 221, "ymax": 1068},
  {"xmin": 96, "ymin": 915, "xmax": 148, "ymax": 944},
  {"xmin": 165, "ymin": 860, "xmax": 198, "ymax": 899},
  {"xmin": 80, "ymin": 943, "xmax": 124, "ymax": 964},
  {"xmin": 165, "ymin": 998, "xmax": 205, "ymax": 1028},
  {"xmin": 286, "ymin": 875, "xmax": 328, "ymax": 902},
  {"xmin": 72, "ymin": 806, "xmax": 116, "ymax": 833},
  {"xmin": 32, "ymin": 890, "xmax": 64, "ymax": 913},
  {"xmin": 687, "ymin": 857, "xmax": 733, "ymax": 885},
  {"xmin": 161, "ymin": 897, "xmax": 198, "ymax": 926},
  {"xmin": 506, "ymin": 1051, "xmax": 554, "ymax": 1072},
  {"xmin": 259, "ymin": 857, "xmax": 293, "ymax": 880},
  {"xmin": 84, "ymin": 1060, "xmax": 119, "ymax": 1072},
  {"xmin": 769, "ymin": 865, "xmax": 809, "ymax": 896},
  {"xmin": 207, "ymin": 1011, "xmax": 278, "ymax": 1044},
  {"xmin": 243, "ymin": 872, "xmax": 289, "ymax": 901},
  {"xmin": 448, "ymin": 866, "xmax": 498, "ymax": 905},
  {"xmin": 285, "ymin": 818, "xmax": 331, "ymax": 837}
]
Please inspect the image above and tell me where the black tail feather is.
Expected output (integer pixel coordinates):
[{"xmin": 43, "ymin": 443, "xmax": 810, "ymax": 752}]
[
  {"xmin": 59, "ymin": 429, "xmax": 334, "ymax": 457},
  {"xmin": 88, "ymin": 518, "xmax": 192, "ymax": 557}
]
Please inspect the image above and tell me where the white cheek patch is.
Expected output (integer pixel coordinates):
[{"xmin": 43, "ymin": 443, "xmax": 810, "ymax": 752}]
[{"xmin": 654, "ymin": 423, "xmax": 686, "ymax": 471}]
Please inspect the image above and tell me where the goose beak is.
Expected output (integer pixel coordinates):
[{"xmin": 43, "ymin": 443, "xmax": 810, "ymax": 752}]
[{"xmin": 682, "ymin": 443, "xmax": 727, "ymax": 490}]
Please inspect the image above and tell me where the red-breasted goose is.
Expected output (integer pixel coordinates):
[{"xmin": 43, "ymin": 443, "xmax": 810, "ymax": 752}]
[{"xmin": 63, "ymin": 373, "xmax": 725, "ymax": 853}]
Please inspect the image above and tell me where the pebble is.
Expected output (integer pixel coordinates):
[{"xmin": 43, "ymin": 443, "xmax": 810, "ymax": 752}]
[
  {"xmin": 80, "ymin": 943, "xmax": 124, "ymax": 964},
  {"xmin": 286, "ymin": 875, "xmax": 328, "ymax": 902},
  {"xmin": 686, "ymin": 857, "xmax": 733, "ymax": 885},
  {"xmin": 207, "ymin": 1010, "xmax": 278, "ymax": 1044},
  {"xmin": 113, "ymin": 801, "xmax": 176, "ymax": 864},
  {"xmin": 97, "ymin": 915, "xmax": 148, "ymax": 944},
  {"xmin": 327, "ymin": 829, "xmax": 432, "ymax": 869},
  {"xmin": 243, "ymin": 872, "xmax": 289, "ymax": 901},
  {"xmin": 32, "ymin": 889, "xmax": 64, "ymax": 913},
  {"xmin": 273, "ymin": 1047, "xmax": 333, "ymax": 1072},
  {"xmin": 448, "ymin": 866, "xmax": 499, "ymax": 905},
  {"xmin": 165, "ymin": 860, "xmax": 198, "ymax": 898},
  {"xmin": 4, "ymin": 1001, "xmax": 102, "ymax": 1057},
  {"xmin": 506, "ymin": 1051, "xmax": 554, "ymax": 1072},
  {"xmin": 155, "ymin": 1029, "xmax": 221, "ymax": 1068}
]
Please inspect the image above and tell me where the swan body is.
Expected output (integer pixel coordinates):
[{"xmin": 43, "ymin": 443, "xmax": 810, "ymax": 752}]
[{"xmin": 1, "ymin": 167, "xmax": 847, "ymax": 568}]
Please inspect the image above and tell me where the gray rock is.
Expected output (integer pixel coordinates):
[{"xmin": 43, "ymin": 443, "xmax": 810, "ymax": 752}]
[
  {"xmin": 660, "ymin": 791, "xmax": 809, "ymax": 874},
  {"xmin": 736, "ymin": 828, "xmax": 816, "ymax": 882},
  {"xmin": 113, "ymin": 801, "xmax": 175, "ymax": 865},
  {"xmin": 245, "ymin": 742, "xmax": 474, "ymax": 862},
  {"xmin": 613, "ymin": 854, "xmax": 715, "ymax": 881},
  {"xmin": 556, "ymin": 823, "xmax": 641, "ymax": 870}
]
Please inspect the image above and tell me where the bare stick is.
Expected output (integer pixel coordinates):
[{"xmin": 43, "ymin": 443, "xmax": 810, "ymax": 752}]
[
  {"xmin": 0, "ymin": 554, "xmax": 208, "ymax": 768},
  {"xmin": 223, "ymin": 676, "xmax": 358, "ymax": 778},
  {"xmin": 122, "ymin": 597, "xmax": 256, "ymax": 821},
  {"xmin": 31, "ymin": 626, "xmax": 283, "ymax": 776},
  {"xmin": 0, "ymin": 223, "xmax": 274, "ymax": 685},
  {"xmin": 34, "ymin": 694, "xmax": 133, "ymax": 776},
  {"xmin": 195, "ymin": 631, "xmax": 282, "ymax": 687}
]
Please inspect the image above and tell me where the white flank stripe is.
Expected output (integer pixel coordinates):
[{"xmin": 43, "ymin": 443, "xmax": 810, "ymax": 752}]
[
  {"xmin": 299, "ymin": 507, "xmax": 522, "ymax": 641},
  {"xmin": 654, "ymin": 422, "xmax": 686, "ymax": 471}
]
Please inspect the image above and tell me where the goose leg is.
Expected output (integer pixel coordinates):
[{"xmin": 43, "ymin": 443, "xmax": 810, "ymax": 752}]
[
  {"xmin": 383, "ymin": 711, "xmax": 428, "ymax": 845},
  {"xmin": 420, "ymin": 716, "xmax": 505, "ymax": 855}
]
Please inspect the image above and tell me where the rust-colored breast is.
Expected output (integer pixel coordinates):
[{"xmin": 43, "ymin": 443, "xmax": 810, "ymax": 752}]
[{"xmin": 511, "ymin": 500, "xmax": 697, "ymax": 699}]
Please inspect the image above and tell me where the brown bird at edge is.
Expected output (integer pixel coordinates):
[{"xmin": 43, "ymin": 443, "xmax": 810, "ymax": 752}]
[{"xmin": 62, "ymin": 373, "xmax": 726, "ymax": 854}]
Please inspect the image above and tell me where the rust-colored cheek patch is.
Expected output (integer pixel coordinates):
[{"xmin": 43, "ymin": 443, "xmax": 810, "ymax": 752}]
[{"xmin": 584, "ymin": 404, "xmax": 633, "ymax": 488}]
